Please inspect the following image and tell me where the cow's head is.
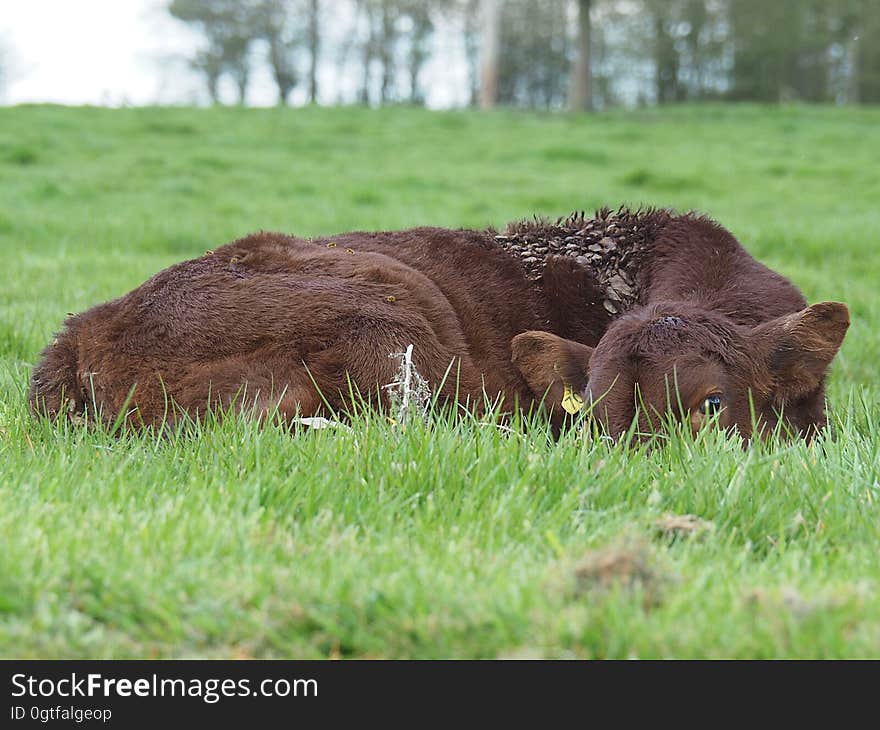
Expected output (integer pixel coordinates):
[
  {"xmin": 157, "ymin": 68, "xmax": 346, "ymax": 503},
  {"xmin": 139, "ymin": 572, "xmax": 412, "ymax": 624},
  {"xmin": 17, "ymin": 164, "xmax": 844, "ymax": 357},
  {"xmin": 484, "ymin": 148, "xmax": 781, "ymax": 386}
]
[{"xmin": 511, "ymin": 301, "xmax": 849, "ymax": 440}]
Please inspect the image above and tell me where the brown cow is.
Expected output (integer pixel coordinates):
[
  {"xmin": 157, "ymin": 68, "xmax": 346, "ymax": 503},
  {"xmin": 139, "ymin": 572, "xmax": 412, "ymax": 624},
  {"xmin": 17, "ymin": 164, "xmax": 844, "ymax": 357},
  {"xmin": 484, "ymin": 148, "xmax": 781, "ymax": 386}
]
[{"xmin": 29, "ymin": 207, "xmax": 849, "ymax": 439}]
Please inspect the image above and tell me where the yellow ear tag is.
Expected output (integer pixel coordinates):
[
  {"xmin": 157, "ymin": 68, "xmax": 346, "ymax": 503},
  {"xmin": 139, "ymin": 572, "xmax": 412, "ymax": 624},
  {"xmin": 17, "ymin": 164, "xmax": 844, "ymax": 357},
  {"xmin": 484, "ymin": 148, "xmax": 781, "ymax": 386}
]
[{"xmin": 562, "ymin": 384, "xmax": 585, "ymax": 415}]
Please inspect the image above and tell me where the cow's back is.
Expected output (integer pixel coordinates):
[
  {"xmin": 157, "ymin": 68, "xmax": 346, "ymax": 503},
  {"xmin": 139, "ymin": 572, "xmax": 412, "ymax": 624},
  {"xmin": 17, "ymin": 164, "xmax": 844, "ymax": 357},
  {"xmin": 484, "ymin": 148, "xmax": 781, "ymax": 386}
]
[{"xmin": 30, "ymin": 227, "xmax": 545, "ymax": 425}]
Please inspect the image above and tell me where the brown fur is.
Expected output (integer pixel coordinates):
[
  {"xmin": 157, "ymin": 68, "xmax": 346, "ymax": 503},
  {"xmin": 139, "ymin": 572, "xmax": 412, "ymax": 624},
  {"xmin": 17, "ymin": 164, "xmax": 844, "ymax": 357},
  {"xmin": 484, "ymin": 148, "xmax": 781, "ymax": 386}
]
[{"xmin": 30, "ymin": 209, "xmax": 849, "ymax": 439}]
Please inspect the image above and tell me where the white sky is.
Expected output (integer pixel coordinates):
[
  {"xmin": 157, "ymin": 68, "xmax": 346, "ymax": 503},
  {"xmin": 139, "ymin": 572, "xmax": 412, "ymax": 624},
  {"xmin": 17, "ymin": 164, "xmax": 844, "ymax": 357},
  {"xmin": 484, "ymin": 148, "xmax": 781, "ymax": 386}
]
[
  {"xmin": 1, "ymin": 0, "xmax": 198, "ymax": 105},
  {"xmin": 0, "ymin": 0, "xmax": 470, "ymax": 107}
]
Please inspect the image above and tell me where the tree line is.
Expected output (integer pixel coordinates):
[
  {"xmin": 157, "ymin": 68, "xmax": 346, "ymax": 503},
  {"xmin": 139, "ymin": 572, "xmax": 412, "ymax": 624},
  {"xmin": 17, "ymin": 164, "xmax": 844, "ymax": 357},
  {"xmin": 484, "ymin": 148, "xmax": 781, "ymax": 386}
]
[{"xmin": 167, "ymin": 0, "xmax": 880, "ymax": 108}]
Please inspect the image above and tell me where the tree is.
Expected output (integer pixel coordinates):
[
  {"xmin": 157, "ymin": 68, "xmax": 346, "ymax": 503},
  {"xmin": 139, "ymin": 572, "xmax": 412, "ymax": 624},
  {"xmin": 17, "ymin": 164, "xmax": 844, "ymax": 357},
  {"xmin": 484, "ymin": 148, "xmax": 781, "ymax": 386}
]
[
  {"xmin": 479, "ymin": 0, "xmax": 502, "ymax": 108},
  {"xmin": 727, "ymin": 0, "xmax": 841, "ymax": 103},
  {"xmin": 852, "ymin": 0, "xmax": 880, "ymax": 103},
  {"xmin": 192, "ymin": 44, "xmax": 225, "ymax": 103},
  {"xmin": 652, "ymin": 2, "xmax": 682, "ymax": 103},
  {"xmin": 568, "ymin": 0, "xmax": 593, "ymax": 111},
  {"xmin": 158, "ymin": 0, "xmax": 880, "ymax": 112},
  {"xmin": 223, "ymin": 27, "xmax": 254, "ymax": 103},
  {"xmin": 398, "ymin": 0, "xmax": 439, "ymax": 105},
  {"xmin": 352, "ymin": 0, "xmax": 378, "ymax": 104},
  {"xmin": 680, "ymin": 0, "xmax": 708, "ymax": 97},
  {"xmin": 610, "ymin": 0, "xmax": 728, "ymax": 105},
  {"xmin": 497, "ymin": 0, "xmax": 570, "ymax": 109},
  {"xmin": 461, "ymin": 0, "xmax": 481, "ymax": 106},
  {"xmin": 168, "ymin": 0, "xmax": 258, "ymax": 104},
  {"xmin": 255, "ymin": 0, "xmax": 299, "ymax": 104},
  {"xmin": 306, "ymin": 0, "xmax": 320, "ymax": 103},
  {"xmin": 349, "ymin": 0, "xmax": 445, "ymax": 106},
  {"xmin": 378, "ymin": 0, "xmax": 397, "ymax": 103}
]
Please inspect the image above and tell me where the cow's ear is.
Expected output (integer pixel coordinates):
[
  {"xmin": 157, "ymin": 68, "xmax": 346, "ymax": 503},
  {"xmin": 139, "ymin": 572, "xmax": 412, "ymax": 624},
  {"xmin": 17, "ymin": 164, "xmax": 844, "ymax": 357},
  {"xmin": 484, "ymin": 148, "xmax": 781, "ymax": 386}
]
[
  {"xmin": 511, "ymin": 331, "xmax": 594, "ymax": 413},
  {"xmin": 755, "ymin": 302, "xmax": 849, "ymax": 399}
]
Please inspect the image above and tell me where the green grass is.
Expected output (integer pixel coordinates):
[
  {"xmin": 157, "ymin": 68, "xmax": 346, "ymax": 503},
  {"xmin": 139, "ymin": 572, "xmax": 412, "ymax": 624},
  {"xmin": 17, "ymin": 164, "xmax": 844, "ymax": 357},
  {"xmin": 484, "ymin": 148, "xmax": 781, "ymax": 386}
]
[{"xmin": 1, "ymin": 103, "xmax": 879, "ymax": 658}]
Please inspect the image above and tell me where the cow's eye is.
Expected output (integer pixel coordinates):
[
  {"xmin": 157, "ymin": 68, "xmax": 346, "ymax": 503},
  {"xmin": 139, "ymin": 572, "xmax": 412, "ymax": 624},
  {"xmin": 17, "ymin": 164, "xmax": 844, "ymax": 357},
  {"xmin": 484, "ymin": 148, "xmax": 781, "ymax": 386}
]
[{"xmin": 700, "ymin": 394, "xmax": 722, "ymax": 415}]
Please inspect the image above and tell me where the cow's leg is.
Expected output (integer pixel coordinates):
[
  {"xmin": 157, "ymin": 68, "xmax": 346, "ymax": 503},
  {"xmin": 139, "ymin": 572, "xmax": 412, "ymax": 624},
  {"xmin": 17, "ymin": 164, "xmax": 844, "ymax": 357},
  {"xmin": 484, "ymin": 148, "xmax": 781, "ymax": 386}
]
[
  {"xmin": 297, "ymin": 327, "xmax": 485, "ymax": 418},
  {"xmin": 160, "ymin": 349, "xmax": 328, "ymax": 426},
  {"xmin": 160, "ymin": 322, "xmax": 484, "ymax": 426}
]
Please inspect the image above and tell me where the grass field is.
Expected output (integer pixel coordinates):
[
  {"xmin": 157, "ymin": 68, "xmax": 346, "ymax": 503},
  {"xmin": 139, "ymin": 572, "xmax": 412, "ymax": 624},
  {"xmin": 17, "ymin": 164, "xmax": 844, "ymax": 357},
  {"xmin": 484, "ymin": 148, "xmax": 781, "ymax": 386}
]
[{"xmin": 1, "ymin": 103, "xmax": 879, "ymax": 658}]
